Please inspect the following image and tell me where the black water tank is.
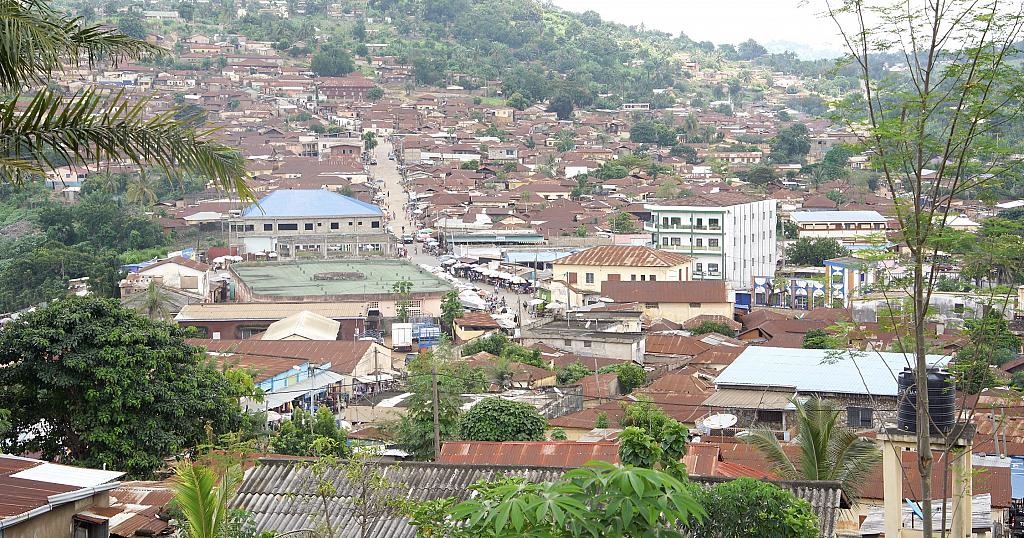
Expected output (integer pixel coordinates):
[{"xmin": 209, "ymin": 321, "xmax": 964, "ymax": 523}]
[{"xmin": 897, "ymin": 368, "xmax": 955, "ymax": 434}]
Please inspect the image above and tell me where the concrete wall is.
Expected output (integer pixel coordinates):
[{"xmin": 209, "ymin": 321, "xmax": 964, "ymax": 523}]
[
  {"xmin": 5, "ymin": 492, "xmax": 109, "ymax": 538},
  {"xmin": 639, "ymin": 301, "xmax": 734, "ymax": 324},
  {"xmin": 553, "ymin": 262, "xmax": 691, "ymax": 294}
]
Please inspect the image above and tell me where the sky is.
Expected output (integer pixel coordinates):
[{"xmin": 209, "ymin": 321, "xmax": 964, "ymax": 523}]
[{"xmin": 550, "ymin": 0, "xmax": 847, "ymax": 58}]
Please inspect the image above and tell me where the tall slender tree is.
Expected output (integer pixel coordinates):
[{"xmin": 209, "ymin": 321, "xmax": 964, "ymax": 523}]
[{"xmin": 826, "ymin": 1, "xmax": 1024, "ymax": 532}]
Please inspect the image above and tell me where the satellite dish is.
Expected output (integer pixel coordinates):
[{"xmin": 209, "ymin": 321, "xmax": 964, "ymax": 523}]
[{"xmin": 702, "ymin": 413, "xmax": 738, "ymax": 430}]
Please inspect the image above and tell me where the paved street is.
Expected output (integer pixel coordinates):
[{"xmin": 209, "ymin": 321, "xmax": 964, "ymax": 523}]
[
  {"xmin": 371, "ymin": 141, "xmax": 413, "ymax": 237},
  {"xmin": 367, "ymin": 146, "xmax": 538, "ymax": 325}
]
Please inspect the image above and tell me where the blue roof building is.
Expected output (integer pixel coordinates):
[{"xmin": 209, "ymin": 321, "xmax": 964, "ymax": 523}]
[
  {"xmin": 232, "ymin": 189, "xmax": 390, "ymax": 258},
  {"xmin": 241, "ymin": 189, "xmax": 383, "ymax": 218}
]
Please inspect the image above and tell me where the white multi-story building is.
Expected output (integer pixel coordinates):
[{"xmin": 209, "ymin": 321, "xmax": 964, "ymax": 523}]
[
  {"xmin": 645, "ymin": 192, "xmax": 777, "ymax": 290},
  {"xmin": 789, "ymin": 210, "xmax": 888, "ymax": 243}
]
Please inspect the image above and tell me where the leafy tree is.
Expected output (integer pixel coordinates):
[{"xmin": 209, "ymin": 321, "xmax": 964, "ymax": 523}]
[
  {"xmin": 770, "ymin": 123, "xmax": 811, "ymax": 164},
  {"xmin": 786, "ymin": 237, "xmax": 850, "ymax": 266},
  {"xmin": 688, "ymin": 320, "xmax": 735, "ymax": 337},
  {"xmin": 440, "ymin": 290, "xmax": 464, "ymax": 335},
  {"xmin": 311, "ymin": 44, "xmax": 355, "ymax": 76},
  {"xmin": 459, "ymin": 397, "xmax": 546, "ymax": 442},
  {"xmin": 393, "ymin": 346, "xmax": 485, "ymax": 460},
  {"xmin": 742, "ymin": 164, "xmax": 777, "ymax": 185},
  {"xmin": 609, "ymin": 211, "xmax": 638, "ymax": 233},
  {"xmin": 737, "ymin": 39, "xmax": 768, "ymax": 60},
  {"xmin": 0, "ymin": 0, "xmax": 250, "ymax": 197},
  {"xmin": 550, "ymin": 428, "xmax": 567, "ymax": 440},
  {"xmin": 177, "ymin": 0, "xmax": 194, "ymax": 21},
  {"xmin": 557, "ymin": 361, "xmax": 590, "ymax": 385},
  {"xmin": 117, "ymin": 13, "xmax": 146, "ymax": 38},
  {"xmin": 629, "ymin": 120, "xmax": 658, "ymax": 143},
  {"xmin": 271, "ymin": 407, "xmax": 349, "ymax": 457},
  {"xmin": 595, "ymin": 411, "xmax": 609, "ymax": 428},
  {"xmin": 598, "ymin": 362, "xmax": 646, "ymax": 393},
  {"xmin": 669, "ymin": 143, "xmax": 698, "ymax": 164},
  {"xmin": 689, "ymin": 478, "xmax": 818, "ymax": 538},
  {"xmin": 802, "ymin": 328, "xmax": 843, "ymax": 349},
  {"xmin": 362, "ymin": 131, "xmax": 378, "ymax": 151},
  {"xmin": 546, "ymin": 94, "xmax": 574, "ymax": 120},
  {"xmin": 506, "ymin": 92, "xmax": 529, "ymax": 110},
  {"xmin": 392, "ymin": 279, "xmax": 412, "ymax": 322},
  {"xmin": 405, "ymin": 462, "xmax": 704, "ymax": 537},
  {"xmin": 459, "ymin": 159, "xmax": 479, "ymax": 170},
  {"xmin": 171, "ymin": 463, "xmax": 243, "ymax": 538},
  {"xmin": 0, "ymin": 297, "xmax": 246, "ymax": 477},
  {"xmin": 742, "ymin": 396, "xmax": 881, "ymax": 501},
  {"xmin": 825, "ymin": 189, "xmax": 846, "ymax": 206},
  {"xmin": 367, "ymin": 86, "xmax": 385, "ymax": 101}
]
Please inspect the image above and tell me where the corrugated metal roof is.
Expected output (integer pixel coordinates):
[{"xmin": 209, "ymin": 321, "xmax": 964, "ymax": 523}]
[
  {"xmin": 789, "ymin": 210, "xmax": 886, "ymax": 223},
  {"xmin": 439, "ymin": 441, "xmax": 620, "ymax": 467},
  {"xmin": 714, "ymin": 346, "xmax": 949, "ymax": 397},
  {"xmin": 703, "ymin": 388, "xmax": 795, "ymax": 410},
  {"xmin": 176, "ymin": 302, "xmax": 366, "ymax": 321},
  {"xmin": 230, "ymin": 459, "xmax": 843, "ymax": 538},
  {"xmin": 554, "ymin": 245, "xmax": 692, "ymax": 267},
  {"xmin": 601, "ymin": 281, "xmax": 728, "ymax": 304},
  {"xmin": 241, "ymin": 189, "xmax": 383, "ymax": 218}
]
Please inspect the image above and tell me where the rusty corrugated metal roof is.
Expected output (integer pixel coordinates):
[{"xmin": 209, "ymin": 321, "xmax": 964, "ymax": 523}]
[{"xmin": 439, "ymin": 441, "xmax": 620, "ymax": 468}]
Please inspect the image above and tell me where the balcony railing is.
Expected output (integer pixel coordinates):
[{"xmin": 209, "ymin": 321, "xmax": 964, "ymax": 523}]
[{"xmin": 645, "ymin": 222, "xmax": 724, "ymax": 232}]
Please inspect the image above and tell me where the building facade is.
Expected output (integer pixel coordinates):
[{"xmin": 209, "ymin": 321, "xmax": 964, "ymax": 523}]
[
  {"xmin": 645, "ymin": 193, "xmax": 777, "ymax": 290},
  {"xmin": 789, "ymin": 210, "xmax": 888, "ymax": 243},
  {"xmin": 230, "ymin": 189, "xmax": 389, "ymax": 257}
]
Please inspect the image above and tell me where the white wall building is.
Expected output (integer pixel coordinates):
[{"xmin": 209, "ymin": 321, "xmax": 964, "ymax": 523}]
[
  {"xmin": 789, "ymin": 210, "xmax": 888, "ymax": 243},
  {"xmin": 645, "ymin": 193, "xmax": 777, "ymax": 290}
]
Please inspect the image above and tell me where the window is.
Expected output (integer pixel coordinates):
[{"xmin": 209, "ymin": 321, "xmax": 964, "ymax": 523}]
[
  {"xmin": 304, "ymin": 223, "xmax": 314, "ymax": 231},
  {"xmin": 756, "ymin": 410, "xmax": 783, "ymax": 423},
  {"xmin": 662, "ymin": 237, "xmax": 670, "ymax": 245},
  {"xmin": 709, "ymin": 238, "xmax": 720, "ymax": 247},
  {"xmin": 695, "ymin": 263, "xmax": 703, "ymax": 273},
  {"xmin": 238, "ymin": 326, "xmax": 267, "ymax": 339},
  {"xmin": 847, "ymin": 406, "xmax": 873, "ymax": 428},
  {"xmin": 331, "ymin": 222, "xmax": 339, "ymax": 229},
  {"xmin": 564, "ymin": 339, "xmax": 573, "ymax": 346},
  {"xmin": 585, "ymin": 273, "xmax": 595, "ymax": 284},
  {"xmin": 709, "ymin": 218, "xmax": 719, "ymax": 228},
  {"xmin": 670, "ymin": 237, "xmax": 681, "ymax": 246},
  {"xmin": 317, "ymin": 222, "xmax": 323, "ymax": 227},
  {"xmin": 954, "ymin": 303, "xmax": 965, "ymax": 314},
  {"xmin": 708, "ymin": 263, "xmax": 719, "ymax": 274},
  {"xmin": 358, "ymin": 221, "xmax": 363, "ymax": 226},
  {"xmin": 689, "ymin": 302, "xmax": 701, "ymax": 307},
  {"xmin": 72, "ymin": 516, "xmax": 109, "ymax": 538},
  {"xmin": 645, "ymin": 302, "xmax": 659, "ymax": 308},
  {"xmin": 696, "ymin": 238, "xmax": 703, "ymax": 247},
  {"xmin": 640, "ymin": 275, "xmax": 647, "ymax": 281},
  {"xmin": 371, "ymin": 221, "xmax": 381, "ymax": 228},
  {"xmin": 583, "ymin": 340, "xmax": 592, "ymax": 348},
  {"xmin": 278, "ymin": 223, "xmax": 298, "ymax": 231},
  {"xmin": 367, "ymin": 301, "xmax": 380, "ymax": 309},
  {"xmin": 264, "ymin": 223, "xmax": 273, "ymax": 231},
  {"xmin": 631, "ymin": 274, "xmax": 637, "ymax": 281},
  {"xmin": 650, "ymin": 275, "xmax": 656, "ymax": 281}
]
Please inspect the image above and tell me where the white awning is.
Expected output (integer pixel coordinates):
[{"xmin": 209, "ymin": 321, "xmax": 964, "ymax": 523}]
[
  {"xmin": 355, "ymin": 373, "xmax": 395, "ymax": 384},
  {"xmin": 250, "ymin": 370, "xmax": 345, "ymax": 410}
]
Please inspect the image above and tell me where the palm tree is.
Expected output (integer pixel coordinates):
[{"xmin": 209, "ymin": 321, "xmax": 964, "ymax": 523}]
[
  {"xmin": 0, "ymin": 0, "xmax": 252, "ymax": 201},
  {"xmin": 125, "ymin": 174, "xmax": 158, "ymax": 206},
  {"xmin": 142, "ymin": 281, "xmax": 171, "ymax": 320},
  {"xmin": 742, "ymin": 396, "xmax": 881, "ymax": 502},
  {"xmin": 171, "ymin": 462, "xmax": 243, "ymax": 538}
]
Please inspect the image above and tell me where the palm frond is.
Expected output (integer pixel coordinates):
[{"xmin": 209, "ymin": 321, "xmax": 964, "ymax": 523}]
[
  {"xmin": 171, "ymin": 463, "xmax": 244, "ymax": 538},
  {"xmin": 172, "ymin": 463, "xmax": 218, "ymax": 538},
  {"xmin": 0, "ymin": 88, "xmax": 253, "ymax": 200},
  {"xmin": 741, "ymin": 427, "xmax": 797, "ymax": 479},
  {"xmin": 0, "ymin": 0, "xmax": 163, "ymax": 90}
]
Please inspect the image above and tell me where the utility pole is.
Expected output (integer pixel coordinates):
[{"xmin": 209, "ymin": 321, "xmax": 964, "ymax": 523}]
[{"xmin": 431, "ymin": 361, "xmax": 441, "ymax": 460}]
